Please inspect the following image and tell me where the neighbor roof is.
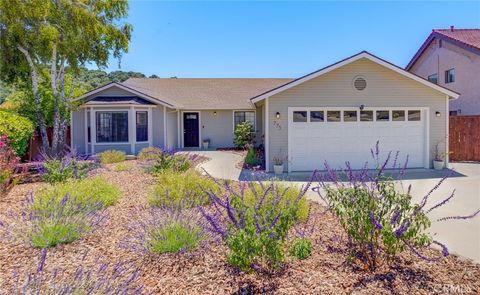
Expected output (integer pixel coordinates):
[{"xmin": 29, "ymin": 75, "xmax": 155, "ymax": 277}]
[
  {"xmin": 122, "ymin": 78, "xmax": 292, "ymax": 109},
  {"xmin": 251, "ymin": 51, "xmax": 459, "ymax": 103},
  {"xmin": 406, "ymin": 28, "xmax": 480, "ymax": 70}
]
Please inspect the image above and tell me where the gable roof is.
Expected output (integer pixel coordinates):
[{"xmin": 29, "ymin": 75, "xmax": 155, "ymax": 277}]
[
  {"xmin": 122, "ymin": 78, "xmax": 292, "ymax": 109},
  {"xmin": 406, "ymin": 28, "xmax": 480, "ymax": 70},
  {"xmin": 251, "ymin": 51, "xmax": 459, "ymax": 103},
  {"xmin": 84, "ymin": 96, "xmax": 155, "ymax": 106},
  {"xmin": 75, "ymin": 82, "xmax": 177, "ymax": 107}
]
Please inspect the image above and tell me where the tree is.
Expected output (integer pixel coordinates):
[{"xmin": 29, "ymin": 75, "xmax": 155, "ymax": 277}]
[{"xmin": 0, "ymin": 0, "xmax": 132, "ymax": 157}]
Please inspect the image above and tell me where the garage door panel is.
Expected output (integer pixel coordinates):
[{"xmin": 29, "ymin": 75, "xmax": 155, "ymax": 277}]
[{"xmin": 289, "ymin": 108, "xmax": 426, "ymax": 171}]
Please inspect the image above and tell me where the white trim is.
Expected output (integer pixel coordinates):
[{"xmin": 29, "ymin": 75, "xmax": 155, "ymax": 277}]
[
  {"xmin": 251, "ymin": 52, "xmax": 459, "ymax": 104},
  {"xmin": 148, "ymin": 108, "xmax": 153, "ymax": 148},
  {"xmin": 129, "ymin": 106, "xmax": 135, "ymax": 154},
  {"xmin": 232, "ymin": 110, "xmax": 257, "ymax": 132},
  {"xmin": 287, "ymin": 106, "xmax": 430, "ymax": 172},
  {"xmin": 265, "ymin": 98, "xmax": 270, "ymax": 172},
  {"xmin": 75, "ymin": 82, "xmax": 175, "ymax": 108},
  {"xmin": 177, "ymin": 109, "xmax": 180, "ymax": 148},
  {"xmin": 89, "ymin": 107, "xmax": 95, "ymax": 155},
  {"xmin": 80, "ymin": 104, "xmax": 156, "ymax": 108},
  {"xmin": 163, "ymin": 107, "xmax": 167, "ymax": 149},
  {"xmin": 181, "ymin": 111, "xmax": 202, "ymax": 148},
  {"xmin": 84, "ymin": 110, "xmax": 88, "ymax": 154},
  {"xmin": 69, "ymin": 111, "xmax": 74, "ymax": 151}
]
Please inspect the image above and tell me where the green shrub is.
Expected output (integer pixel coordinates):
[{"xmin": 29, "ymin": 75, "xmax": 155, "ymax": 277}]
[
  {"xmin": 97, "ymin": 150, "xmax": 126, "ymax": 164},
  {"xmin": 24, "ymin": 194, "xmax": 104, "ymax": 248},
  {"xmin": 0, "ymin": 109, "xmax": 35, "ymax": 157},
  {"xmin": 148, "ymin": 170, "xmax": 218, "ymax": 208},
  {"xmin": 30, "ymin": 221, "xmax": 83, "ymax": 248},
  {"xmin": 41, "ymin": 154, "xmax": 92, "ymax": 184},
  {"xmin": 114, "ymin": 162, "xmax": 131, "ymax": 172},
  {"xmin": 146, "ymin": 151, "xmax": 191, "ymax": 174},
  {"xmin": 245, "ymin": 148, "xmax": 261, "ymax": 166},
  {"xmin": 137, "ymin": 147, "xmax": 163, "ymax": 161},
  {"xmin": 244, "ymin": 183, "xmax": 309, "ymax": 222},
  {"xmin": 233, "ymin": 121, "xmax": 254, "ymax": 148},
  {"xmin": 289, "ymin": 238, "xmax": 312, "ymax": 260},
  {"xmin": 200, "ymin": 181, "xmax": 310, "ymax": 272},
  {"xmin": 146, "ymin": 221, "xmax": 204, "ymax": 254},
  {"xmin": 35, "ymin": 177, "xmax": 121, "ymax": 212}
]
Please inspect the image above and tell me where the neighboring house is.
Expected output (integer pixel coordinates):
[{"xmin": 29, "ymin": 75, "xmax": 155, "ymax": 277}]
[
  {"xmin": 72, "ymin": 51, "xmax": 458, "ymax": 172},
  {"xmin": 406, "ymin": 27, "xmax": 480, "ymax": 116}
]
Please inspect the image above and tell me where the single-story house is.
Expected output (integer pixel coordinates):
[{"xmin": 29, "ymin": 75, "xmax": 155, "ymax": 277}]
[{"xmin": 72, "ymin": 51, "xmax": 459, "ymax": 172}]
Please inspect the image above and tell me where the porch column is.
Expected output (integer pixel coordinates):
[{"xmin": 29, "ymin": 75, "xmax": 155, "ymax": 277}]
[
  {"xmin": 129, "ymin": 106, "xmax": 135, "ymax": 154},
  {"xmin": 90, "ymin": 107, "xmax": 95, "ymax": 155}
]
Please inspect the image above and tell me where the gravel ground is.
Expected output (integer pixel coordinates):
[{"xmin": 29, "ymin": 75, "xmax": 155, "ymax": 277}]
[{"xmin": 0, "ymin": 160, "xmax": 479, "ymax": 294}]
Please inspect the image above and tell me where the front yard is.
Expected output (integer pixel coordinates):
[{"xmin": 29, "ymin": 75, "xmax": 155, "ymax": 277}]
[{"xmin": 0, "ymin": 149, "xmax": 479, "ymax": 294}]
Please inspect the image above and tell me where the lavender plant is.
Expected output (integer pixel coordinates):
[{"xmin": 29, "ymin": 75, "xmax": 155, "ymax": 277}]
[
  {"xmin": 314, "ymin": 142, "xmax": 480, "ymax": 270},
  {"xmin": 40, "ymin": 149, "xmax": 95, "ymax": 184},
  {"xmin": 122, "ymin": 206, "xmax": 206, "ymax": 255},
  {"xmin": 199, "ymin": 177, "xmax": 311, "ymax": 272},
  {"xmin": 7, "ymin": 249, "xmax": 146, "ymax": 294},
  {"xmin": 1, "ymin": 193, "xmax": 107, "ymax": 248}
]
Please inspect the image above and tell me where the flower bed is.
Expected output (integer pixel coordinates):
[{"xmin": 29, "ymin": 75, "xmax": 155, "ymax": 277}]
[{"xmin": 0, "ymin": 159, "xmax": 479, "ymax": 294}]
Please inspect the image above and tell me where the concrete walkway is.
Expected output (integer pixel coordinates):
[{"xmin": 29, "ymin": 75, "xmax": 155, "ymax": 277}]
[{"xmin": 189, "ymin": 150, "xmax": 480, "ymax": 264}]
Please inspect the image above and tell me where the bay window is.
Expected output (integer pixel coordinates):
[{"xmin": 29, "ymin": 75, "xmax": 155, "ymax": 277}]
[
  {"xmin": 136, "ymin": 111, "xmax": 148, "ymax": 142},
  {"xmin": 96, "ymin": 111, "xmax": 129, "ymax": 143}
]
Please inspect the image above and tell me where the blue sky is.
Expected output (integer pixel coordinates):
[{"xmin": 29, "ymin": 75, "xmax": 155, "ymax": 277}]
[{"xmin": 102, "ymin": 1, "xmax": 480, "ymax": 78}]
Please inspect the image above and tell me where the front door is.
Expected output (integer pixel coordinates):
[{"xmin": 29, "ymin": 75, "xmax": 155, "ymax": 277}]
[{"xmin": 183, "ymin": 112, "xmax": 199, "ymax": 147}]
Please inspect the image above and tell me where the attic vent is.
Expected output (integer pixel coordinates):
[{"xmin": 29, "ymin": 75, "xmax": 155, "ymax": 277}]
[{"xmin": 353, "ymin": 77, "xmax": 367, "ymax": 91}]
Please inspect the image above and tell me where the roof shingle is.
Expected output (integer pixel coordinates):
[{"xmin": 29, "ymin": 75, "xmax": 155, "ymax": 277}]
[{"xmin": 122, "ymin": 78, "xmax": 292, "ymax": 109}]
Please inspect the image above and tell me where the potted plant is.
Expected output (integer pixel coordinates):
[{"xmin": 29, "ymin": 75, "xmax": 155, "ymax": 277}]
[
  {"xmin": 202, "ymin": 138, "xmax": 210, "ymax": 149},
  {"xmin": 272, "ymin": 155, "xmax": 286, "ymax": 175},
  {"xmin": 432, "ymin": 141, "xmax": 447, "ymax": 170}
]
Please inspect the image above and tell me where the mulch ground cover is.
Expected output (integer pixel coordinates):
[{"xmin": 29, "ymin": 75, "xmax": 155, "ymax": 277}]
[{"xmin": 0, "ymin": 160, "xmax": 478, "ymax": 294}]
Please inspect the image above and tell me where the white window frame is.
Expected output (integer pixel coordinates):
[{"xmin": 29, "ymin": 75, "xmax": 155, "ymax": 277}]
[
  {"xmin": 83, "ymin": 106, "xmax": 154, "ymax": 155},
  {"xmin": 232, "ymin": 110, "xmax": 256, "ymax": 132},
  {"xmin": 135, "ymin": 110, "xmax": 149, "ymax": 143}
]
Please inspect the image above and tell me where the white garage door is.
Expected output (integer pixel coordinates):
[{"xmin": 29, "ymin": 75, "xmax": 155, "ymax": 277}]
[{"xmin": 288, "ymin": 107, "xmax": 427, "ymax": 171}]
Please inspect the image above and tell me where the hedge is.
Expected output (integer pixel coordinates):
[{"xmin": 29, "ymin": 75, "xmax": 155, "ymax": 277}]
[{"xmin": 0, "ymin": 109, "xmax": 35, "ymax": 157}]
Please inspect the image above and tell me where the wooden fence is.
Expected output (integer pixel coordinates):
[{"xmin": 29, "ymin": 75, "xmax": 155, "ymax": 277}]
[
  {"xmin": 23, "ymin": 127, "xmax": 71, "ymax": 161},
  {"xmin": 449, "ymin": 116, "xmax": 480, "ymax": 162}
]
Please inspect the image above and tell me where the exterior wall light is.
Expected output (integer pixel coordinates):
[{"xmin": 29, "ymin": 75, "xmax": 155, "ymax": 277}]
[
  {"xmin": 276, "ymin": 112, "xmax": 280, "ymax": 119},
  {"xmin": 213, "ymin": 111, "xmax": 217, "ymax": 116},
  {"xmin": 435, "ymin": 111, "xmax": 441, "ymax": 117}
]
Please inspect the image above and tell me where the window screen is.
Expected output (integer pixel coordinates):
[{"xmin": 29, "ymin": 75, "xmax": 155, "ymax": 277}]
[
  {"xmin": 136, "ymin": 111, "xmax": 148, "ymax": 142},
  {"xmin": 96, "ymin": 111, "xmax": 129, "ymax": 143},
  {"xmin": 234, "ymin": 111, "xmax": 255, "ymax": 128}
]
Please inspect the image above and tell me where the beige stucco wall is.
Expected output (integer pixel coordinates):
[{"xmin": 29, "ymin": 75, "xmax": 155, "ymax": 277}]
[
  {"xmin": 266, "ymin": 58, "xmax": 448, "ymax": 172},
  {"xmin": 409, "ymin": 38, "xmax": 480, "ymax": 115}
]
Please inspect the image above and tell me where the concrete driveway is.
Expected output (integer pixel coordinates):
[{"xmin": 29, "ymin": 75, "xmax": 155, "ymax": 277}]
[{"xmin": 190, "ymin": 150, "xmax": 480, "ymax": 263}]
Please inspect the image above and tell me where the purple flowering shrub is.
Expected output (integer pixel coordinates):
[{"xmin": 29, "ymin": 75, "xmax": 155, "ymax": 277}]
[
  {"xmin": 9, "ymin": 249, "xmax": 146, "ymax": 294},
  {"xmin": 315, "ymin": 142, "xmax": 480, "ymax": 270},
  {"xmin": 199, "ymin": 179, "xmax": 311, "ymax": 272},
  {"xmin": 40, "ymin": 149, "xmax": 96, "ymax": 184},
  {"xmin": 122, "ymin": 206, "xmax": 206, "ymax": 255},
  {"xmin": 1, "ymin": 193, "xmax": 107, "ymax": 248}
]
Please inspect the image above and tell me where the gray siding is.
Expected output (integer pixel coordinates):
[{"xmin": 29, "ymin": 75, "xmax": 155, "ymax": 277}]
[
  {"xmin": 198, "ymin": 110, "xmax": 234, "ymax": 148},
  {"xmin": 266, "ymin": 58, "xmax": 448, "ymax": 171},
  {"xmin": 152, "ymin": 106, "xmax": 165, "ymax": 148},
  {"xmin": 71, "ymin": 109, "xmax": 86, "ymax": 154},
  {"xmin": 166, "ymin": 108, "xmax": 178, "ymax": 149},
  {"xmin": 94, "ymin": 144, "xmax": 131, "ymax": 154}
]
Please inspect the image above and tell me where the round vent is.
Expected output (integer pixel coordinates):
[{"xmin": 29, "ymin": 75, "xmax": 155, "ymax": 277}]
[{"xmin": 353, "ymin": 77, "xmax": 367, "ymax": 91}]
